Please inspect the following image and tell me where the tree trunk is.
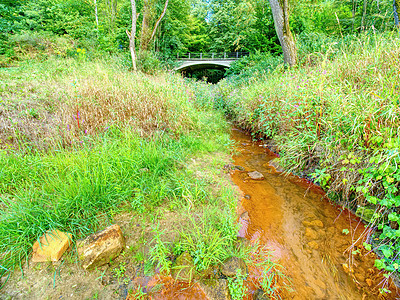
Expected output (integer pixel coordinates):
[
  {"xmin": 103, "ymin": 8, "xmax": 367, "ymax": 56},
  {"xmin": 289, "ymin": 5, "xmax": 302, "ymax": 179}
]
[
  {"xmin": 140, "ymin": 0, "xmax": 169, "ymax": 52},
  {"xmin": 395, "ymin": 0, "xmax": 400, "ymax": 28},
  {"xmin": 140, "ymin": 0, "xmax": 152, "ymax": 51},
  {"xmin": 268, "ymin": 0, "xmax": 297, "ymax": 66},
  {"xmin": 94, "ymin": 0, "xmax": 99, "ymax": 29},
  {"xmin": 127, "ymin": 0, "xmax": 137, "ymax": 71},
  {"xmin": 149, "ymin": 0, "xmax": 169, "ymax": 44}
]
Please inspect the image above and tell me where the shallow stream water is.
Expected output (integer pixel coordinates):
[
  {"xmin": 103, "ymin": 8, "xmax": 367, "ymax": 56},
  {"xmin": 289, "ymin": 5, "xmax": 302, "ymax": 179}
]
[{"xmin": 231, "ymin": 128, "xmax": 398, "ymax": 299}]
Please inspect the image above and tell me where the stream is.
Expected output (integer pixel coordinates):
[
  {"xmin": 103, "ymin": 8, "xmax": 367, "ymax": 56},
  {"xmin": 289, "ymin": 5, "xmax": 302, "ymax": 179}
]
[
  {"xmin": 231, "ymin": 128, "xmax": 398, "ymax": 299},
  {"xmin": 139, "ymin": 128, "xmax": 399, "ymax": 299}
]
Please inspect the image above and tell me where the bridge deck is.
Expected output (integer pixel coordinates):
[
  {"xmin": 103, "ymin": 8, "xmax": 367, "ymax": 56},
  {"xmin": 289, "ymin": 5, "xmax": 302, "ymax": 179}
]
[{"xmin": 176, "ymin": 52, "xmax": 249, "ymax": 61}]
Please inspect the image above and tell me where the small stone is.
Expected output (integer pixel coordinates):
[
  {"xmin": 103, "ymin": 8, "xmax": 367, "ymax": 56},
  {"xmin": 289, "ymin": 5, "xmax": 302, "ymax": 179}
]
[
  {"xmin": 77, "ymin": 224, "xmax": 125, "ymax": 270},
  {"xmin": 307, "ymin": 241, "xmax": 319, "ymax": 250},
  {"xmin": 235, "ymin": 166, "xmax": 245, "ymax": 171},
  {"xmin": 172, "ymin": 252, "xmax": 195, "ymax": 283},
  {"xmin": 32, "ymin": 229, "xmax": 72, "ymax": 262},
  {"xmin": 240, "ymin": 212, "xmax": 250, "ymax": 222},
  {"xmin": 253, "ymin": 289, "xmax": 268, "ymax": 300},
  {"xmin": 220, "ymin": 257, "xmax": 247, "ymax": 277},
  {"xmin": 248, "ymin": 171, "xmax": 264, "ymax": 180},
  {"xmin": 305, "ymin": 228, "xmax": 318, "ymax": 240},
  {"xmin": 244, "ymin": 194, "xmax": 251, "ymax": 200}
]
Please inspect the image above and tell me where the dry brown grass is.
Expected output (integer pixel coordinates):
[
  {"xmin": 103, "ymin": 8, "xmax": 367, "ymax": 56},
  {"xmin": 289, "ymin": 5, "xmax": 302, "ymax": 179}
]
[{"xmin": 0, "ymin": 58, "xmax": 197, "ymax": 152}]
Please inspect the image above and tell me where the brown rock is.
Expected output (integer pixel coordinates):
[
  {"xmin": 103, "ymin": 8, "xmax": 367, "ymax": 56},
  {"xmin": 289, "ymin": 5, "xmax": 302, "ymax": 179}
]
[
  {"xmin": 220, "ymin": 257, "xmax": 248, "ymax": 277},
  {"xmin": 253, "ymin": 289, "xmax": 268, "ymax": 300},
  {"xmin": 240, "ymin": 212, "xmax": 250, "ymax": 222},
  {"xmin": 199, "ymin": 279, "xmax": 230, "ymax": 300},
  {"xmin": 248, "ymin": 171, "xmax": 264, "ymax": 180},
  {"xmin": 32, "ymin": 229, "xmax": 72, "ymax": 262},
  {"xmin": 77, "ymin": 224, "xmax": 125, "ymax": 270},
  {"xmin": 305, "ymin": 228, "xmax": 318, "ymax": 240}
]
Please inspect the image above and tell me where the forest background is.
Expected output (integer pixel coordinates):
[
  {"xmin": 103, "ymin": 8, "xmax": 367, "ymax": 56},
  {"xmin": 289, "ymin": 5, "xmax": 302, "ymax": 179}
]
[{"xmin": 0, "ymin": 0, "xmax": 398, "ymax": 70}]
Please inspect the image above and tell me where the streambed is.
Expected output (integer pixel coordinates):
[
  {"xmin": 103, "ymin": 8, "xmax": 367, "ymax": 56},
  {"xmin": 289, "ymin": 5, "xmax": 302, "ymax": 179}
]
[{"xmin": 231, "ymin": 128, "xmax": 398, "ymax": 299}]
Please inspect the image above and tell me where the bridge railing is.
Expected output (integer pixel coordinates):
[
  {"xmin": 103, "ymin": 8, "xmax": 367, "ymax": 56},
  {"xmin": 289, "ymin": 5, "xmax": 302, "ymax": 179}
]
[{"xmin": 176, "ymin": 52, "xmax": 250, "ymax": 60}]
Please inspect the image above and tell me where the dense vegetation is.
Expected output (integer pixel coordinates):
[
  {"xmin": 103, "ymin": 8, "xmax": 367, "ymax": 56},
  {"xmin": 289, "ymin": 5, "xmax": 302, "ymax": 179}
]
[{"xmin": 1, "ymin": 0, "xmax": 400, "ymax": 297}]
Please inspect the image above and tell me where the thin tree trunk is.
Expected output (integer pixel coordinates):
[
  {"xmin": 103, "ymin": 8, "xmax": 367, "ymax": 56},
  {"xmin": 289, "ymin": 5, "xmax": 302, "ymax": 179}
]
[
  {"xmin": 395, "ymin": 0, "xmax": 400, "ymax": 27},
  {"xmin": 140, "ymin": 0, "xmax": 169, "ymax": 52},
  {"xmin": 149, "ymin": 0, "xmax": 169, "ymax": 44},
  {"xmin": 127, "ymin": 0, "xmax": 137, "ymax": 71},
  {"xmin": 94, "ymin": 0, "xmax": 99, "ymax": 29},
  {"xmin": 140, "ymin": 0, "xmax": 151, "ymax": 51},
  {"xmin": 269, "ymin": 0, "xmax": 297, "ymax": 66}
]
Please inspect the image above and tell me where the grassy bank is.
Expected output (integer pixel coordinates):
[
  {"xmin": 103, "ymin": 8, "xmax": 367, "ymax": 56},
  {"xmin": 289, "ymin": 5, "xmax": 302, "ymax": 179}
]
[
  {"xmin": 0, "ymin": 58, "xmax": 232, "ymax": 288},
  {"xmin": 194, "ymin": 33, "xmax": 400, "ymax": 278}
]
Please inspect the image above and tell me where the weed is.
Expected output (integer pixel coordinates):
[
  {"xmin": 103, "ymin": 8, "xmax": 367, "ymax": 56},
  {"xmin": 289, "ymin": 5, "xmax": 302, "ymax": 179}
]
[
  {"xmin": 128, "ymin": 285, "xmax": 148, "ymax": 300},
  {"xmin": 148, "ymin": 224, "xmax": 172, "ymax": 275},
  {"xmin": 113, "ymin": 262, "xmax": 128, "ymax": 284},
  {"xmin": 227, "ymin": 269, "xmax": 248, "ymax": 300}
]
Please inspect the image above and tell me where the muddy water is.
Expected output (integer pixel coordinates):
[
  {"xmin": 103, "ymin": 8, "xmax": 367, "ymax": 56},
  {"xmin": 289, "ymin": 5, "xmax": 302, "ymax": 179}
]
[{"xmin": 232, "ymin": 128, "xmax": 398, "ymax": 299}]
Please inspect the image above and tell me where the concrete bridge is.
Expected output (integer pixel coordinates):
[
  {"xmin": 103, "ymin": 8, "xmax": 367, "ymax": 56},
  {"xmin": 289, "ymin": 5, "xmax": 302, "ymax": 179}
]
[{"xmin": 174, "ymin": 52, "xmax": 249, "ymax": 72}]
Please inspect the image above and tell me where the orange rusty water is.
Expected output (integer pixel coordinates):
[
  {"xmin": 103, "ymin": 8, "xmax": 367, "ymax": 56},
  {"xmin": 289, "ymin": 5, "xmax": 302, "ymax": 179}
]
[{"xmin": 232, "ymin": 128, "xmax": 399, "ymax": 299}]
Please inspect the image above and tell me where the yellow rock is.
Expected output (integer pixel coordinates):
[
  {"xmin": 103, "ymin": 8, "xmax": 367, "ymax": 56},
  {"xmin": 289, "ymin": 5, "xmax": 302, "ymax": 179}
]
[
  {"xmin": 305, "ymin": 228, "xmax": 318, "ymax": 240},
  {"xmin": 307, "ymin": 241, "xmax": 319, "ymax": 250},
  {"xmin": 310, "ymin": 220, "xmax": 324, "ymax": 228},
  {"xmin": 32, "ymin": 229, "xmax": 72, "ymax": 262}
]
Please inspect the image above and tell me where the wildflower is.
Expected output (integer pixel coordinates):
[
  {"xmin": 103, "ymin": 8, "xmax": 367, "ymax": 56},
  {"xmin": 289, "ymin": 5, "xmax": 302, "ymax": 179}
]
[
  {"xmin": 67, "ymin": 125, "xmax": 70, "ymax": 131},
  {"xmin": 85, "ymin": 130, "xmax": 87, "ymax": 134}
]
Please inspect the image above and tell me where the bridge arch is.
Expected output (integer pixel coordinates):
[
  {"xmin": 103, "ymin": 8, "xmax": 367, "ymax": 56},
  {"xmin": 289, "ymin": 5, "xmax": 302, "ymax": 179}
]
[
  {"xmin": 174, "ymin": 52, "xmax": 249, "ymax": 83},
  {"xmin": 174, "ymin": 60, "xmax": 233, "ymax": 72}
]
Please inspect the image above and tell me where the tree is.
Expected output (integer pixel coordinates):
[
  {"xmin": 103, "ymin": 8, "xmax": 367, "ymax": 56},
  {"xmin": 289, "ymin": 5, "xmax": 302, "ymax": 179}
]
[
  {"xmin": 395, "ymin": 0, "xmax": 400, "ymax": 28},
  {"xmin": 126, "ymin": 0, "xmax": 137, "ymax": 71},
  {"xmin": 139, "ymin": 0, "xmax": 169, "ymax": 52},
  {"xmin": 268, "ymin": 0, "xmax": 296, "ymax": 66}
]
